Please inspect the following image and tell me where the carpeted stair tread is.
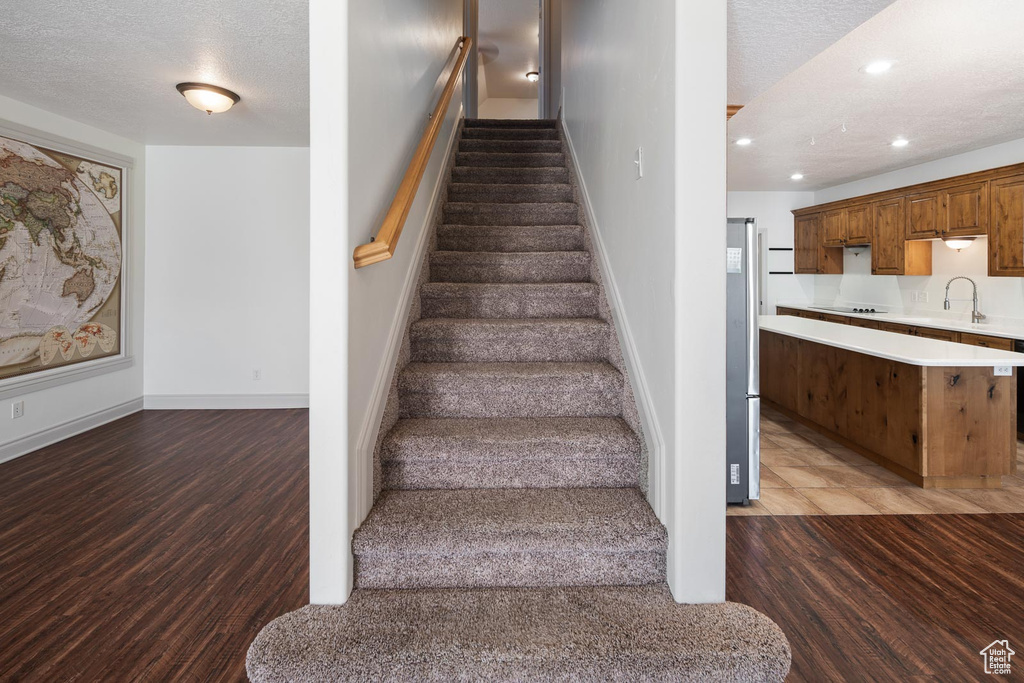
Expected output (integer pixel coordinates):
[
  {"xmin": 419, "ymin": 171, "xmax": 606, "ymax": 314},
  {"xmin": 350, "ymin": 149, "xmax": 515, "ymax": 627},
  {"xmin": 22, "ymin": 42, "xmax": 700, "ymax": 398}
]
[
  {"xmin": 456, "ymin": 152, "xmax": 565, "ymax": 168},
  {"xmin": 382, "ymin": 417, "xmax": 639, "ymax": 489},
  {"xmin": 411, "ymin": 318, "xmax": 608, "ymax": 362},
  {"xmin": 419, "ymin": 282, "xmax": 599, "ymax": 319},
  {"xmin": 247, "ymin": 585, "xmax": 792, "ymax": 682},
  {"xmin": 438, "ymin": 224, "xmax": 584, "ymax": 252},
  {"xmin": 430, "ymin": 250, "xmax": 590, "ymax": 283},
  {"xmin": 459, "ymin": 139, "xmax": 562, "ymax": 154},
  {"xmin": 462, "ymin": 127, "xmax": 559, "ymax": 140},
  {"xmin": 452, "ymin": 166, "xmax": 570, "ymax": 184},
  {"xmin": 448, "ymin": 183, "xmax": 573, "ymax": 204},
  {"xmin": 463, "ymin": 118, "xmax": 558, "ymax": 128},
  {"xmin": 443, "ymin": 201, "xmax": 578, "ymax": 226},
  {"xmin": 399, "ymin": 361, "xmax": 623, "ymax": 418},
  {"xmin": 352, "ymin": 488, "xmax": 665, "ymax": 588}
]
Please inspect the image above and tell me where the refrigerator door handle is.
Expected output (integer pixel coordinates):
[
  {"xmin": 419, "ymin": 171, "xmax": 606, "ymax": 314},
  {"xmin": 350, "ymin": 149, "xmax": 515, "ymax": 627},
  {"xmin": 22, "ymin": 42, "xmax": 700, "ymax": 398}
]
[
  {"xmin": 745, "ymin": 219, "xmax": 760, "ymax": 396},
  {"xmin": 747, "ymin": 396, "xmax": 761, "ymax": 500}
]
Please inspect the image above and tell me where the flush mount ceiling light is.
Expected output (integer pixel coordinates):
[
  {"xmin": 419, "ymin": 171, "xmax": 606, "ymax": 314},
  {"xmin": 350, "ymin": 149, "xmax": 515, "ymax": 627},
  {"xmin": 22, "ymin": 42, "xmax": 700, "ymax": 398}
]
[
  {"xmin": 735, "ymin": 138, "xmax": 752, "ymax": 146},
  {"xmin": 175, "ymin": 82, "xmax": 240, "ymax": 115},
  {"xmin": 526, "ymin": 71, "xmax": 539, "ymax": 82},
  {"xmin": 862, "ymin": 60, "xmax": 894, "ymax": 74},
  {"xmin": 790, "ymin": 173, "xmax": 804, "ymax": 181},
  {"xmin": 943, "ymin": 236, "xmax": 977, "ymax": 252},
  {"xmin": 891, "ymin": 138, "xmax": 909, "ymax": 148}
]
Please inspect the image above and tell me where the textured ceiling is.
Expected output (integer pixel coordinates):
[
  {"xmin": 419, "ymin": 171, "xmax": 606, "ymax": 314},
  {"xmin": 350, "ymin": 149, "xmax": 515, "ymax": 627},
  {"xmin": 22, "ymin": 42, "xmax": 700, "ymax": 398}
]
[
  {"xmin": 727, "ymin": 0, "xmax": 895, "ymax": 105},
  {"xmin": 479, "ymin": 0, "xmax": 540, "ymax": 101},
  {"xmin": 728, "ymin": 0, "xmax": 1024, "ymax": 191},
  {"xmin": 0, "ymin": 0, "xmax": 308, "ymax": 146}
]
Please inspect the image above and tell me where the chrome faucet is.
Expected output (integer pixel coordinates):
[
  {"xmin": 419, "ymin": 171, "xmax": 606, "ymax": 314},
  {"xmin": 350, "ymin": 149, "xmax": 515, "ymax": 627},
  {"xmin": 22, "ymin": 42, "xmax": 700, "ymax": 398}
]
[{"xmin": 944, "ymin": 276, "xmax": 986, "ymax": 323}]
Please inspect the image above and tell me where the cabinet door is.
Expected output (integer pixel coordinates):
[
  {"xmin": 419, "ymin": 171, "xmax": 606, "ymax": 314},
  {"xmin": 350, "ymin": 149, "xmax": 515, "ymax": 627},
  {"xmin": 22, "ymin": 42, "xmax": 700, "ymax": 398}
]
[
  {"xmin": 960, "ymin": 332, "xmax": 1015, "ymax": 351},
  {"xmin": 989, "ymin": 174, "xmax": 1024, "ymax": 277},
  {"xmin": 821, "ymin": 314, "xmax": 850, "ymax": 325},
  {"xmin": 872, "ymin": 199, "xmax": 906, "ymax": 274},
  {"xmin": 849, "ymin": 318, "xmax": 880, "ymax": 330},
  {"xmin": 845, "ymin": 204, "xmax": 873, "ymax": 244},
  {"xmin": 906, "ymin": 191, "xmax": 941, "ymax": 239},
  {"xmin": 878, "ymin": 321, "xmax": 916, "ymax": 336},
  {"xmin": 794, "ymin": 214, "xmax": 820, "ymax": 273},
  {"xmin": 776, "ymin": 307, "xmax": 801, "ymax": 317},
  {"xmin": 822, "ymin": 209, "xmax": 846, "ymax": 246},
  {"xmin": 915, "ymin": 327, "xmax": 960, "ymax": 342},
  {"xmin": 943, "ymin": 181, "xmax": 988, "ymax": 236}
]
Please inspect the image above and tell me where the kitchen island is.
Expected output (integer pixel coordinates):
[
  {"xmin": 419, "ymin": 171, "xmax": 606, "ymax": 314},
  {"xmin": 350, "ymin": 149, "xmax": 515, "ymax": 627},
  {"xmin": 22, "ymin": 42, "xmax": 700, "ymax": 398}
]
[{"xmin": 760, "ymin": 315, "xmax": 1024, "ymax": 488}]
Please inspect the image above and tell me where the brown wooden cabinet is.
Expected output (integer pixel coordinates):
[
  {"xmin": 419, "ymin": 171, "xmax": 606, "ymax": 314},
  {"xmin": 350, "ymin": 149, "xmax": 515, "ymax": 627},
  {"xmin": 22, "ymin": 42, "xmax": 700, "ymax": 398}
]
[
  {"xmin": 794, "ymin": 213, "xmax": 843, "ymax": 274},
  {"xmin": 960, "ymin": 332, "xmax": 1015, "ymax": 351},
  {"xmin": 906, "ymin": 191, "xmax": 941, "ymax": 239},
  {"xmin": 942, "ymin": 181, "xmax": 988, "ymax": 236},
  {"xmin": 872, "ymin": 199, "xmax": 932, "ymax": 275},
  {"xmin": 845, "ymin": 204, "xmax": 873, "ymax": 244},
  {"xmin": 915, "ymin": 327, "xmax": 961, "ymax": 343},
  {"xmin": 848, "ymin": 318, "xmax": 880, "ymax": 329},
  {"xmin": 822, "ymin": 209, "xmax": 846, "ymax": 247},
  {"xmin": 989, "ymin": 174, "xmax": 1024, "ymax": 277}
]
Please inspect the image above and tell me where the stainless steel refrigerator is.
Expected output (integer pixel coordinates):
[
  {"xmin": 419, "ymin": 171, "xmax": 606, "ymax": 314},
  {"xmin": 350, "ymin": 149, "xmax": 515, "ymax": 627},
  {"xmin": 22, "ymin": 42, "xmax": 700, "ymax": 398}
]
[{"xmin": 726, "ymin": 218, "xmax": 760, "ymax": 505}]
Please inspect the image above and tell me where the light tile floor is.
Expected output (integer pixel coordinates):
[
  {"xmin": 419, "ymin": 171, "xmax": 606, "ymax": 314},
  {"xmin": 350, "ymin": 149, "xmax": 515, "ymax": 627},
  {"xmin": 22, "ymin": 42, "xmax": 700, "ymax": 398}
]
[{"xmin": 729, "ymin": 404, "xmax": 1024, "ymax": 516}]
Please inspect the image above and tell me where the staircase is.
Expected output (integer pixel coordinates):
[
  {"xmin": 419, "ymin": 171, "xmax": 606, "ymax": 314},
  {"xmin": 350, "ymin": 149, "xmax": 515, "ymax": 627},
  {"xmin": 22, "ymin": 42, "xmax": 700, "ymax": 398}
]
[
  {"xmin": 247, "ymin": 119, "xmax": 791, "ymax": 682},
  {"xmin": 354, "ymin": 118, "xmax": 666, "ymax": 590}
]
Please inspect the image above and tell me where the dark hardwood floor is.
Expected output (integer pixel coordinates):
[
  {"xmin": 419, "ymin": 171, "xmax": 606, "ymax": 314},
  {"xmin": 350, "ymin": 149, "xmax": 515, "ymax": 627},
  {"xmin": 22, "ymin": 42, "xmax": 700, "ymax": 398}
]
[
  {"xmin": 2, "ymin": 409, "xmax": 1021, "ymax": 680},
  {"xmin": 728, "ymin": 514, "xmax": 1024, "ymax": 681},
  {"xmin": 0, "ymin": 410, "xmax": 308, "ymax": 681}
]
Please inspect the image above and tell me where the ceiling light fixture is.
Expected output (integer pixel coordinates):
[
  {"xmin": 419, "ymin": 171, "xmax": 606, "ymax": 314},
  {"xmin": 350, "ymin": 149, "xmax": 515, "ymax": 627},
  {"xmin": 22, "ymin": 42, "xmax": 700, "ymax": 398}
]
[
  {"xmin": 863, "ymin": 60, "xmax": 894, "ymax": 74},
  {"xmin": 175, "ymin": 82, "xmax": 240, "ymax": 115},
  {"xmin": 891, "ymin": 138, "xmax": 909, "ymax": 148},
  {"xmin": 526, "ymin": 71, "xmax": 539, "ymax": 82},
  {"xmin": 735, "ymin": 138, "xmax": 752, "ymax": 146},
  {"xmin": 791, "ymin": 173, "xmax": 804, "ymax": 181},
  {"xmin": 942, "ymin": 236, "xmax": 977, "ymax": 252}
]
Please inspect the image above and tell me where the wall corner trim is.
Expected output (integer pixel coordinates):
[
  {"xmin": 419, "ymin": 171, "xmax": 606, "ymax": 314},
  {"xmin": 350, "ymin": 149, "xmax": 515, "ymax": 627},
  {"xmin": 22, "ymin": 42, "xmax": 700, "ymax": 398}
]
[
  {"xmin": 0, "ymin": 397, "xmax": 144, "ymax": 465},
  {"xmin": 142, "ymin": 394, "xmax": 310, "ymax": 410},
  {"xmin": 560, "ymin": 119, "xmax": 668, "ymax": 522}
]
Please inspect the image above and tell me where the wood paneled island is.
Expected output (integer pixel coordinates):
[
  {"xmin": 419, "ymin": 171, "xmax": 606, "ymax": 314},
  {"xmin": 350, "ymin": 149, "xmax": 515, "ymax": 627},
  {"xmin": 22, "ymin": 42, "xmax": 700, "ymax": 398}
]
[{"xmin": 760, "ymin": 316, "xmax": 1024, "ymax": 488}]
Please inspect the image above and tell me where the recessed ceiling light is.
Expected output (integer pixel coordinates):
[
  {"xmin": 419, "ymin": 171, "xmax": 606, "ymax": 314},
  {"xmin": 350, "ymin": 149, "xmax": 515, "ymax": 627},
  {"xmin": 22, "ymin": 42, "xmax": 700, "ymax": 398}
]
[
  {"xmin": 863, "ymin": 60, "xmax": 894, "ymax": 74},
  {"xmin": 735, "ymin": 138, "xmax": 752, "ymax": 146},
  {"xmin": 175, "ymin": 82, "xmax": 240, "ymax": 114},
  {"xmin": 526, "ymin": 71, "xmax": 540, "ymax": 82},
  {"xmin": 891, "ymin": 138, "xmax": 909, "ymax": 148},
  {"xmin": 791, "ymin": 173, "xmax": 804, "ymax": 181}
]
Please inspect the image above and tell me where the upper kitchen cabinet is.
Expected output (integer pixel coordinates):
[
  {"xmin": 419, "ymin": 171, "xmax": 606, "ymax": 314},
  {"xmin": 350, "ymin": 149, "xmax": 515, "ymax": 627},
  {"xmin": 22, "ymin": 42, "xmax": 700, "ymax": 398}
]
[
  {"xmin": 872, "ymin": 198, "xmax": 931, "ymax": 276},
  {"xmin": 794, "ymin": 213, "xmax": 843, "ymax": 274},
  {"xmin": 942, "ymin": 181, "xmax": 988, "ymax": 236},
  {"xmin": 989, "ymin": 174, "xmax": 1024, "ymax": 277},
  {"xmin": 906, "ymin": 190, "xmax": 941, "ymax": 239},
  {"xmin": 845, "ymin": 204, "xmax": 873, "ymax": 244},
  {"xmin": 821, "ymin": 209, "xmax": 846, "ymax": 247}
]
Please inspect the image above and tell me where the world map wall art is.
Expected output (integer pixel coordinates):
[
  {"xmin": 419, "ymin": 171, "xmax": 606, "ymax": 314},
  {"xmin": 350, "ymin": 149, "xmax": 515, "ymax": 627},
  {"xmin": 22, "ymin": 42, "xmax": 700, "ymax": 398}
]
[{"xmin": 0, "ymin": 134, "xmax": 124, "ymax": 382}]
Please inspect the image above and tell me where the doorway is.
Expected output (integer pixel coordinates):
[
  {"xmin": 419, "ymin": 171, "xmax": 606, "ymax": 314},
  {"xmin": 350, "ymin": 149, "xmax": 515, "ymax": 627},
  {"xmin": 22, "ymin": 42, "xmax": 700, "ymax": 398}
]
[{"xmin": 469, "ymin": 0, "xmax": 542, "ymax": 119}]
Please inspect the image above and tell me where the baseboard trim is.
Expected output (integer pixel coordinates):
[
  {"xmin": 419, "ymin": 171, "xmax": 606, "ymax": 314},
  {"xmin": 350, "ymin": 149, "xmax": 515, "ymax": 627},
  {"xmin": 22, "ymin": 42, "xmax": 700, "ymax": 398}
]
[
  {"xmin": 351, "ymin": 105, "xmax": 465, "ymax": 519},
  {"xmin": 560, "ymin": 120, "xmax": 668, "ymax": 521},
  {"xmin": 0, "ymin": 397, "xmax": 144, "ymax": 465},
  {"xmin": 143, "ymin": 394, "xmax": 310, "ymax": 410}
]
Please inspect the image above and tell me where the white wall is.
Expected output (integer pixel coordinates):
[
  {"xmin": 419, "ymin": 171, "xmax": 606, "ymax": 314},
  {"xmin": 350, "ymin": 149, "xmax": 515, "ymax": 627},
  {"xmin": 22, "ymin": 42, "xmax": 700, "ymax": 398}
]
[
  {"xmin": 143, "ymin": 147, "xmax": 310, "ymax": 408},
  {"xmin": 727, "ymin": 191, "xmax": 817, "ymax": 312},
  {"xmin": 0, "ymin": 94, "xmax": 145, "ymax": 462},
  {"xmin": 478, "ymin": 97, "xmax": 538, "ymax": 119},
  {"xmin": 809, "ymin": 136, "xmax": 1024, "ymax": 322},
  {"xmin": 561, "ymin": 0, "xmax": 727, "ymax": 603}
]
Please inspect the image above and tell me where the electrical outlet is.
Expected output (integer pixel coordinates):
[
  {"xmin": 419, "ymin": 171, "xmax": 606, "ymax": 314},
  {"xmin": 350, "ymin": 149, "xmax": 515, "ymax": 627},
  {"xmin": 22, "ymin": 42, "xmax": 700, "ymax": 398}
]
[
  {"xmin": 252, "ymin": 369, "xmax": 262, "ymax": 381},
  {"xmin": 994, "ymin": 366, "xmax": 1013, "ymax": 377},
  {"xmin": 12, "ymin": 400, "xmax": 24, "ymax": 419},
  {"xmin": 918, "ymin": 291, "xmax": 929, "ymax": 303}
]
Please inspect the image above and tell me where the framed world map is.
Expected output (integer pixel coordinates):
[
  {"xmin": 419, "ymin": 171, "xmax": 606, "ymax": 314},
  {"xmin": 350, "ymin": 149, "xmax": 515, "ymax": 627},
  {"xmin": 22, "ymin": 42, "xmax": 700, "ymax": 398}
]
[{"xmin": 0, "ymin": 133, "xmax": 124, "ymax": 382}]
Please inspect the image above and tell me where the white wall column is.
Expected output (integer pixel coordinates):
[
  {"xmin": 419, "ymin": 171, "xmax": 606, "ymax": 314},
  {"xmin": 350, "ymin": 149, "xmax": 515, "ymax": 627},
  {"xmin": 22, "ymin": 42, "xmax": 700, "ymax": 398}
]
[{"xmin": 309, "ymin": 0, "xmax": 351, "ymax": 604}]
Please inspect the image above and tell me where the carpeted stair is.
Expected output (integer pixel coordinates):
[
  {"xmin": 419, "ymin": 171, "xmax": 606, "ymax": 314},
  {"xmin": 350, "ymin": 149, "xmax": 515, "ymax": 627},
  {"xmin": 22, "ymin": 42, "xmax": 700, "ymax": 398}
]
[{"xmin": 247, "ymin": 119, "xmax": 790, "ymax": 681}]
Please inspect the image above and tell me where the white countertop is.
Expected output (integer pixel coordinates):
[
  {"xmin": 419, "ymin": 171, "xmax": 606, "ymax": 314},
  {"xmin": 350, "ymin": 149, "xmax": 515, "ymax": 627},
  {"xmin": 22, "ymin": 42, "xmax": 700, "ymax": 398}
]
[
  {"xmin": 777, "ymin": 303, "xmax": 1024, "ymax": 341},
  {"xmin": 760, "ymin": 315, "xmax": 1024, "ymax": 367}
]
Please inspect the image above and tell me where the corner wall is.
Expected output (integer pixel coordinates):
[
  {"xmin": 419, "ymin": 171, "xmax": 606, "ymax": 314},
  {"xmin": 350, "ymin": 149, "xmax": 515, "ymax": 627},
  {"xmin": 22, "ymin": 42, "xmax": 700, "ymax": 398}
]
[{"xmin": 0, "ymin": 94, "xmax": 145, "ymax": 462}]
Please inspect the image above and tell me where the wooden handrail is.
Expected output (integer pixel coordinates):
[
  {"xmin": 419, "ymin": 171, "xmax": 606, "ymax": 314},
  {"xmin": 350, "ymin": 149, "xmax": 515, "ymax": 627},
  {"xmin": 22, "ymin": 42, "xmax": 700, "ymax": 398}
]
[{"xmin": 353, "ymin": 36, "xmax": 473, "ymax": 269}]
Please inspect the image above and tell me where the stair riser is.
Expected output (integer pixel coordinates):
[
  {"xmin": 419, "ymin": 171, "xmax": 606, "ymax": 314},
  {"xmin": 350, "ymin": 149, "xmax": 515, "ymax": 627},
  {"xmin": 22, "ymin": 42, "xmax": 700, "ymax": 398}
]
[
  {"xmin": 443, "ymin": 203, "xmax": 578, "ymax": 226},
  {"xmin": 399, "ymin": 388, "xmax": 621, "ymax": 418},
  {"xmin": 457, "ymin": 153, "xmax": 564, "ymax": 168},
  {"xmin": 430, "ymin": 259, "xmax": 590, "ymax": 284},
  {"xmin": 460, "ymin": 140, "xmax": 562, "ymax": 154},
  {"xmin": 461, "ymin": 128, "xmax": 559, "ymax": 140},
  {"xmin": 452, "ymin": 167, "xmax": 570, "ymax": 184},
  {"xmin": 464, "ymin": 119, "xmax": 558, "ymax": 129},
  {"xmin": 448, "ymin": 184, "xmax": 573, "ymax": 204},
  {"xmin": 438, "ymin": 226, "xmax": 584, "ymax": 252},
  {"xmin": 354, "ymin": 551, "xmax": 665, "ymax": 589},
  {"xmin": 383, "ymin": 459, "xmax": 638, "ymax": 490},
  {"xmin": 420, "ymin": 294, "xmax": 598, "ymax": 319},
  {"xmin": 411, "ymin": 332, "xmax": 607, "ymax": 362}
]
